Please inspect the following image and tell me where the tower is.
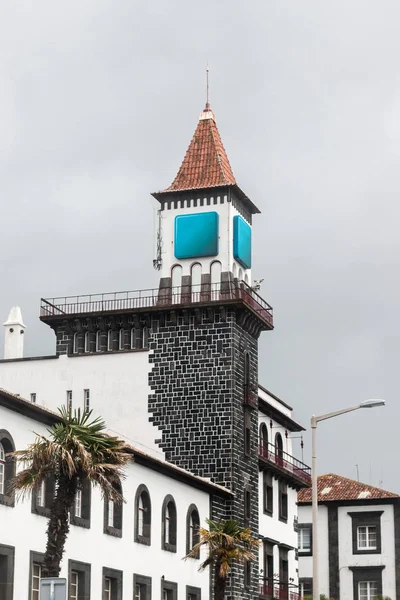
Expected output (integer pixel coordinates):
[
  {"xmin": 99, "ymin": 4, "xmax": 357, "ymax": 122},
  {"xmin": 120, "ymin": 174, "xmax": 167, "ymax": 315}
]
[{"xmin": 3, "ymin": 306, "xmax": 26, "ymax": 360}]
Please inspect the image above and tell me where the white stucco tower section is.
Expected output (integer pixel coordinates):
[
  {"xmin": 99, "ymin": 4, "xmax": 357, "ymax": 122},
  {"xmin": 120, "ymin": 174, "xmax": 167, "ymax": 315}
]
[{"xmin": 3, "ymin": 306, "xmax": 26, "ymax": 359}]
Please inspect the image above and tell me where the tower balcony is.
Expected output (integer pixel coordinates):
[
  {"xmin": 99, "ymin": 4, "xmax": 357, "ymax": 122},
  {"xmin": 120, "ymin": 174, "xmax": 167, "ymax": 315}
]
[
  {"xmin": 40, "ymin": 281, "xmax": 273, "ymax": 329},
  {"xmin": 258, "ymin": 442, "xmax": 311, "ymax": 488}
]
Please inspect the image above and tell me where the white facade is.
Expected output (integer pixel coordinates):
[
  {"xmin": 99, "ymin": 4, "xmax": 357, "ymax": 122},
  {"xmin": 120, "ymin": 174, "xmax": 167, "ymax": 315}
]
[
  {"xmin": 0, "ymin": 395, "xmax": 223, "ymax": 600},
  {"xmin": 298, "ymin": 482, "xmax": 400, "ymax": 600}
]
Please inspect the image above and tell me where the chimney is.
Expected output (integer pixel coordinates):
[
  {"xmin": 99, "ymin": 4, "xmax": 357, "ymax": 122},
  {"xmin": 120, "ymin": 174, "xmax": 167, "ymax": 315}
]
[{"xmin": 3, "ymin": 307, "xmax": 26, "ymax": 359}]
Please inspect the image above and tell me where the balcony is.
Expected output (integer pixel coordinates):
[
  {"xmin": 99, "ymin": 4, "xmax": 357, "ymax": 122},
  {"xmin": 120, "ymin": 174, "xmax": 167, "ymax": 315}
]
[
  {"xmin": 259, "ymin": 579, "xmax": 299, "ymax": 600},
  {"xmin": 40, "ymin": 281, "xmax": 273, "ymax": 329},
  {"xmin": 258, "ymin": 442, "xmax": 311, "ymax": 488}
]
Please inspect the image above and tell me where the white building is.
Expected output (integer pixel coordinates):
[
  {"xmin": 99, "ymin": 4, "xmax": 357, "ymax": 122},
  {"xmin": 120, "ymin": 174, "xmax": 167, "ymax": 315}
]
[
  {"xmin": 298, "ymin": 473, "xmax": 400, "ymax": 600},
  {"xmin": 0, "ymin": 99, "xmax": 311, "ymax": 599}
]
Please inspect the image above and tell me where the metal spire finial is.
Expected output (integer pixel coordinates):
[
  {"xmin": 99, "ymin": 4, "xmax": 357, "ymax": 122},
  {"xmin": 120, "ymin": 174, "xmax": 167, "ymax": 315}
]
[{"xmin": 205, "ymin": 63, "xmax": 210, "ymax": 110}]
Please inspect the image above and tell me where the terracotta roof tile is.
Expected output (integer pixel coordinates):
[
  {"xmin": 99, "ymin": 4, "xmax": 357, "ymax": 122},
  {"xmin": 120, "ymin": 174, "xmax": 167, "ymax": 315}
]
[
  {"xmin": 163, "ymin": 105, "xmax": 236, "ymax": 193},
  {"xmin": 298, "ymin": 473, "xmax": 399, "ymax": 503}
]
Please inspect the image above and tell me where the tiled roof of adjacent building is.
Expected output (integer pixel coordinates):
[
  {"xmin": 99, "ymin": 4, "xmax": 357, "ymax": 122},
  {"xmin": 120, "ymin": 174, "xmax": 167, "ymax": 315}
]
[
  {"xmin": 162, "ymin": 104, "xmax": 236, "ymax": 193},
  {"xmin": 298, "ymin": 473, "xmax": 399, "ymax": 503}
]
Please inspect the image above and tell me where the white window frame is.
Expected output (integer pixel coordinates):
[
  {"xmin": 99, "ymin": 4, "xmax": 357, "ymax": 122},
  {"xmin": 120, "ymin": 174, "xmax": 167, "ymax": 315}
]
[
  {"xmin": 165, "ymin": 504, "xmax": 170, "ymax": 544},
  {"xmin": 31, "ymin": 563, "xmax": 41, "ymax": 600},
  {"xmin": 357, "ymin": 525, "xmax": 377, "ymax": 550},
  {"xmin": 36, "ymin": 480, "xmax": 45, "ymax": 507},
  {"xmin": 84, "ymin": 331, "xmax": 90, "ymax": 353},
  {"xmin": 298, "ymin": 527, "xmax": 311, "ymax": 551},
  {"xmin": 30, "ymin": 393, "xmax": 36, "ymax": 404},
  {"xmin": 142, "ymin": 326, "xmax": 148, "ymax": 348},
  {"xmin": 189, "ymin": 514, "xmax": 195, "ymax": 549},
  {"xmin": 73, "ymin": 332, "xmax": 79, "ymax": 354},
  {"xmin": 70, "ymin": 570, "xmax": 79, "ymax": 600},
  {"xmin": 138, "ymin": 494, "xmax": 144, "ymax": 537},
  {"xmin": 107, "ymin": 330, "xmax": 113, "ymax": 351},
  {"xmin": 75, "ymin": 488, "xmax": 82, "ymax": 518},
  {"xmin": 135, "ymin": 583, "xmax": 142, "ymax": 600},
  {"xmin": 66, "ymin": 390, "xmax": 73, "ymax": 411},
  {"xmin": 358, "ymin": 581, "xmax": 378, "ymax": 600},
  {"xmin": 96, "ymin": 330, "xmax": 101, "ymax": 352},
  {"xmin": 108, "ymin": 499, "xmax": 114, "ymax": 528},
  {"xmin": 0, "ymin": 442, "xmax": 5, "ymax": 495},
  {"xmin": 84, "ymin": 389, "xmax": 90, "ymax": 413},
  {"xmin": 104, "ymin": 576, "xmax": 111, "ymax": 600}
]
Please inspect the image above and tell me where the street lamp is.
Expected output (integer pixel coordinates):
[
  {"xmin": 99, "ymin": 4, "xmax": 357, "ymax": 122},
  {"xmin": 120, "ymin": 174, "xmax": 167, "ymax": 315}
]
[{"xmin": 311, "ymin": 399, "xmax": 385, "ymax": 600}]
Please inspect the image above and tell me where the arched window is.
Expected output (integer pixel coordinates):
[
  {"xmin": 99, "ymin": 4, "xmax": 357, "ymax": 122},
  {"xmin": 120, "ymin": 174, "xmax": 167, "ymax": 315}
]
[
  {"xmin": 275, "ymin": 433, "xmax": 283, "ymax": 466},
  {"xmin": 186, "ymin": 504, "xmax": 200, "ymax": 556},
  {"xmin": 119, "ymin": 328, "xmax": 124, "ymax": 351},
  {"xmin": 238, "ymin": 268, "xmax": 243, "ymax": 282},
  {"xmin": 191, "ymin": 262, "xmax": 202, "ymax": 302},
  {"xmin": 243, "ymin": 352, "xmax": 250, "ymax": 401},
  {"xmin": 96, "ymin": 330, "xmax": 101, "ymax": 352},
  {"xmin": 245, "ymin": 273, "xmax": 249, "ymax": 284},
  {"xmin": 84, "ymin": 332, "xmax": 90, "ymax": 353},
  {"xmin": 259, "ymin": 423, "xmax": 268, "ymax": 458},
  {"xmin": 0, "ymin": 430, "xmax": 16, "ymax": 506},
  {"xmin": 70, "ymin": 478, "xmax": 91, "ymax": 528},
  {"xmin": 104, "ymin": 483, "xmax": 123, "ymax": 537},
  {"xmin": 107, "ymin": 330, "xmax": 113, "ymax": 352},
  {"xmin": 233, "ymin": 262, "xmax": 237, "ymax": 278},
  {"xmin": 73, "ymin": 332, "xmax": 79, "ymax": 354},
  {"xmin": 142, "ymin": 326, "xmax": 149, "ymax": 349},
  {"xmin": 171, "ymin": 264, "xmax": 182, "ymax": 303},
  {"xmin": 32, "ymin": 475, "xmax": 56, "ymax": 517},
  {"xmin": 134, "ymin": 484, "xmax": 151, "ymax": 545},
  {"xmin": 162, "ymin": 495, "xmax": 177, "ymax": 552},
  {"xmin": 210, "ymin": 260, "xmax": 222, "ymax": 301}
]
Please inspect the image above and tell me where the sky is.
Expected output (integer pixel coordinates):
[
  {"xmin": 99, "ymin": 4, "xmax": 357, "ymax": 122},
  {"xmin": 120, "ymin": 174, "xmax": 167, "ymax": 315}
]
[{"xmin": 1, "ymin": 1, "xmax": 399, "ymax": 491}]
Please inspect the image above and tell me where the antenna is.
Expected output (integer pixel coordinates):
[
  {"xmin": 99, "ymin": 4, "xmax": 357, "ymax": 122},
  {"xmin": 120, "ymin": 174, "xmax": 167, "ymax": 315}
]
[
  {"xmin": 206, "ymin": 63, "xmax": 210, "ymax": 110},
  {"xmin": 356, "ymin": 464, "xmax": 359, "ymax": 481}
]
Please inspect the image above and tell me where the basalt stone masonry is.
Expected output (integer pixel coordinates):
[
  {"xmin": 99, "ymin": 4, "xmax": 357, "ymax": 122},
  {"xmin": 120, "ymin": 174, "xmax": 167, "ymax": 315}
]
[{"xmin": 148, "ymin": 304, "xmax": 261, "ymax": 600}]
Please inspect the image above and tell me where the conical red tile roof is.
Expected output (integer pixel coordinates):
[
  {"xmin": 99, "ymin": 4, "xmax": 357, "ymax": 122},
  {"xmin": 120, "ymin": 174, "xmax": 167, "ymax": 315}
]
[{"xmin": 164, "ymin": 105, "xmax": 236, "ymax": 192}]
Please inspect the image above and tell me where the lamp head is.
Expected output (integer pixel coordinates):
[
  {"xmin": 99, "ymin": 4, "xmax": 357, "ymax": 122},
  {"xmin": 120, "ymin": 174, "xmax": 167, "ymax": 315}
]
[{"xmin": 359, "ymin": 399, "xmax": 386, "ymax": 408}]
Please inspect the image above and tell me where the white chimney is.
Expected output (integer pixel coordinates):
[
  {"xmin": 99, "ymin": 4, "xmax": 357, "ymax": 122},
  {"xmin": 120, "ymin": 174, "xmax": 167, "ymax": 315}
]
[{"xmin": 3, "ymin": 307, "xmax": 26, "ymax": 359}]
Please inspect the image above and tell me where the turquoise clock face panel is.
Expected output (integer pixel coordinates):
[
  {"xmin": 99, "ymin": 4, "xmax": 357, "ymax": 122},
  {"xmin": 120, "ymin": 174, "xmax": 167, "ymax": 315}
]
[
  {"xmin": 233, "ymin": 215, "xmax": 252, "ymax": 269},
  {"xmin": 174, "ymin": 212, "xmax": 219, "ymax": 259}
]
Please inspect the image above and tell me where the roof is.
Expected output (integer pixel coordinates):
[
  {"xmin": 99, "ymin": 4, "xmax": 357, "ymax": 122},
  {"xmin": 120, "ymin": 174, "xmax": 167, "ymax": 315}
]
[
  {"xmin": 0, "ymin": 388, "xmax": 232, "ymax": 497},
  {"xmin": 163, "ymin": 105, "xmax": 236, "ymax": 193},
  {"xmin": 152, "ymin": 104, "xmax": 261, "ymax": 214},
  {"xmin": 258, "ymin": 383, "xmax": 293, "ymax": 411},
  {"xmin": 298, "ymin": 473, "xmax": 400, "ymax": 503}
]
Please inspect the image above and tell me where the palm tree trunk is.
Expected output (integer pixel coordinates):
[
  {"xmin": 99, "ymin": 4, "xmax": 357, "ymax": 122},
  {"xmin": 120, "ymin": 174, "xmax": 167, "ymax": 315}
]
[
  {"xmin": 42, "ymin": 475, "xmax": 77, "ymax": 578},
  {"xmin": 214, "ymin": 564, "xmax": 227, "ymax": 600}
]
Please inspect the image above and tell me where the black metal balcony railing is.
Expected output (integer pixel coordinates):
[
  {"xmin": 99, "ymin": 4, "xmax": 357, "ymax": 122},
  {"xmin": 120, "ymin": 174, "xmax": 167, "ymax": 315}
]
[
  {"xmin": 40, "ymin": 281, "xmax": 273, "ymax": 327},
  {"xmin": 259, "ymin": 578, "xmax": 299, "ymax": 600},
  {"xmin": 258, "ymin": 442, "xmax": 311, "ymax": 486}
]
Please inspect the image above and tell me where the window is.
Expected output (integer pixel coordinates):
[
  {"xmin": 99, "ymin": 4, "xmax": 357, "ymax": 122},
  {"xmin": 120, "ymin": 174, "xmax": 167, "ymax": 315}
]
[
  {"xmin": 119, "ymin": 329, "xmax": 124, "ymax": 350},
  {"xmin": 30, "ymin": 393, "xmax": 36, "ymax": 404},
  {"xmin": 279, "ymin": 482, "xmax": 288, "ymax": 522},
  {"xmin": 67, "ymin": 390, "xmax": 73, "ymax": 411},
  {"xmin": 348, "ymin": 511, "xmax": 383, "ymax": 554},
  {"xmin": 84, "ymin": 332, "xmax": 90, "ymax": 353},
  {"xmin": 259, "ymin": 423, "xmax": 268, "ymax": 457},
  {"xmin": 134, "ymin": 485, "xmax": 151, "ymax": 545},
  {"xmin": 186, "ymin": 504, "xmax": 200, "ymax": 555},
  {"xmin": 244, "ymin": 561, "xmax": 251, "ymax": 589},
  {"xmin": 263, "ymin": 541, "xmax": 274, "ymax": 584},
  {"xmin": 134, "ymin": 575, "xmax": 152, "ymax": 600},
  {"xmin": 70, "ymin": 479, "xmax": 91, "ymax": 528},
  {"xmin": 275, "ymin": 433, "xmax": 283, "ymax": 465},
  {"xmin": 350, "ymin": 567, "xmax": 384, "ymax": 600},
  {"xmin": 161, "ymin": 580, "xmax": 177, "ymax": 600},
  {"xmin": 210, "ymin": 260, "xmax": 222, "ymax": 300},
  {"xmin": 279, "ymin": 547, "xmax": 289, "ymax": 585},
  {"xmin": 84, "ymin": 389, "xmax": 90, "ymax": 413},
  {"xmin": 243, "ymin": 352, "xmax": 250, "ymax": 400},
  {"xmin": 142, "ymin": 326, "xmax": 149, "ymax": 348},
  {"xmin": 263, "ymin": 471, "xmax": 273, "ymax": 515},
  {"xmin": 96, "ymin": 330, "xmax": 101, "ymax": 352},
  {"xmin": 298, "ymin": 524, "xmax": 312, "ymax": 555},
  {"xmin": 162, "ymin": 495, "xmax": 177, "ymax": 552},
  {"xmin": 0, "ymin": 430, "xmax": 16, "ymax": 507},
  {"xmin": 244, "ymin": 410, "xmax": 251, "ymax": 457},
  {"xmin": 107, "ymin": 330, "xmax": 113, "ymax": 351},
  {"xmin": 70, "ymin": 571, "xmax": 79, "ymax": 600},
  {"xmin": 299, "ymin": 578, "xmax": 313, "ymax": 599},
  {"xmin": 359, "ymin": 581, "xmax": 378, "ymax": 600},
  {"xmin": 29, "ymin": 551, "xmax": 44, "ymax": 600},
  {"xmin": 32, "ymin": 476, "xmax": 55, "ymax": 517},
  {"xmin": 191, "ymin": 262, "xmax": 202, "ymax": 302},
  {"xmin": 73, "ymin": 332, "xmax": 79, "ymax": 354},
  {"xmin": 186, "ymin": 585, "xmax": 201, "ymax": 600},
  {"xmin": 244, "ymin": 487, "xmax": 251, "ymax": 526},
  {"xmin": 102, "ymin": 567, "xmax": 122, "ymax": 600},
  {"xmin": 0, "ymin": 544, "xmax": 15, "ymax": 600},
  {"xmin": 358, "ymin": 526, "xmax": 377, "ymax": 550},
  {"xmin": 104, "ymin": 485, "xmax": 123, "ymax": 537},
  {"xmin": 36, "ymin": 481, "xmax": 45, "ymax": 508},
  {"xmin": 130, "ymin": 328, "xmax": 135, "ymax": 349}
]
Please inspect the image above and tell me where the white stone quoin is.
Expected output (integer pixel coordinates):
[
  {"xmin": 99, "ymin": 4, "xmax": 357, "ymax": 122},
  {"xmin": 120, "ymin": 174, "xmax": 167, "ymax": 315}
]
[{"xmin": 3, "ymin": 306, "xmax": 26, "ymax": 359}]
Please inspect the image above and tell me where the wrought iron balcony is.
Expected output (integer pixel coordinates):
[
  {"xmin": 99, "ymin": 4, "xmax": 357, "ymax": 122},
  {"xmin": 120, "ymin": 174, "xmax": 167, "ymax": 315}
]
[
  {"xmin": 40, "ymin": 281, "xmax": 273, "ymax": 328},
  {"xmin": 258, "ymin": 442, "xmax": 311, "ymax": 488},
  {"xmin": 259, "ymin": 578, "xmax": 299, "ymax": 600}
]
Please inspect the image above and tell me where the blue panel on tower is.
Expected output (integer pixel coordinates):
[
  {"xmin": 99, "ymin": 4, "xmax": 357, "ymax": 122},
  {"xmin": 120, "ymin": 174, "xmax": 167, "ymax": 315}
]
[
  {"xmin": 174, "ymin": 212, "xmax": 219, "ymax": 259},
  {"xmin": 233, "ymin": 216, "xmax": 252, "ymax": 269}
]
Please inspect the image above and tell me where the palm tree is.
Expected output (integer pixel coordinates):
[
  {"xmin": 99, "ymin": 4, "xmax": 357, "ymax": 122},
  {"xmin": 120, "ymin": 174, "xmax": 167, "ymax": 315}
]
[
  {"xmin": 185, "ymin": 518, "xmax": 260, "ymax": 600},
  {"xmin": 10, "ymin": 407, "xmax": 131, "ymax": 578}
]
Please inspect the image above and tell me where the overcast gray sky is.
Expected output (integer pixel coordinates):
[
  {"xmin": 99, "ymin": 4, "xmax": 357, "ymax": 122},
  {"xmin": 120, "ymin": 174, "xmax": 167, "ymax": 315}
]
[{"xmin": 1, "ymin": 0, "xmax": 399, "ymax": 491}]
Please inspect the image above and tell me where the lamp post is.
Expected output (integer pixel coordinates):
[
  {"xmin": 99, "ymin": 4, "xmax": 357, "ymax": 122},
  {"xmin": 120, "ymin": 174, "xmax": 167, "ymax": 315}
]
[{"xmin": 311, "ymin": 399, "xmax": 385, "ymax": 600}]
